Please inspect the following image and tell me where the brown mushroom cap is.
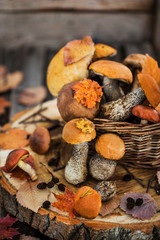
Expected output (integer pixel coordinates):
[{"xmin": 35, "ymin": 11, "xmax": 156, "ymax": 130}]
[
  {"xmin": 89, "ymin": 60, "xmax": 133, "ymax": 84},
  {"xmin": 57, "ymin": 81, "xmax": 100, "ymax": 122},
  {"xmin": 29, "ymin": 127, "xmax": 51, "ymax": 154},
  {"xmin": 95, "ymin": 133, "xmax": 125, "ymax": 160},
  {"xmin": 93, "ymin": 44, "xmax": 117, "ymax": 61},
  {"xmin": 5, "ymin": 149, "xmax": 29, "ymax": 172},
  {"xmin": 62, "ymin": 118, "xmax": 96, "ymax": 144},
  {"xmin": 123, "ymin": 54, "xmax": 146, "ymax": 69}
]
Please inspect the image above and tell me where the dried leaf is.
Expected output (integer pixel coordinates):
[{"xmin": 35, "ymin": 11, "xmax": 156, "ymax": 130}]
[
  {"xmin": 72, "ymin": 78, "xmax": 103, "ymax": 108},
  {"xmin": 63, "ymin": 36, "xmax": 94, "ymax": 66},
  {"xmin": 0, "ymin": 71, "xmax": 23, "ymax": 93},
  {"xmin": 0, "ymin": 97, "xmax": 11, "ymax": 115},
  {"xmin": 0, "ymin": 214, "xmax": 19, "ymax": 239},
  {"xmin": 93, "ymin": 44, "xmax": 117, "ymax": 61},
  {"xmin": 156, "ymin": 103, "xmax": 160, "ymax": 113},
  {"xmin": 52, "ymin": 188, "xmax": 75, "ymax": 218},
  {"xmin": 18, "ymin": 86, "xmax": 47, "ymax": 106},
  {"xmin": 99, "ymin": 194, "xmax": 120, "ymax": 217},
  {"xmin": 0, "ymin": 65, "xmax": 8, "ymax": 78},
  {"xmin": 138, "ymin": 73, "xmax": 160, "ymax": 108},
  {"xmin": 16, "ymin": 179, "xmax": 50, "ymax": 213},
  {"xmin": 0, "ymin": 129, "xmax": 29, "ymax": 149},
  {"xmin": 141, "ymin": 54, "xmax": 160, "ymax": 85},
  {"xmin": 120, "ymin": 192, "xmax": 158, "ymax": 220}
]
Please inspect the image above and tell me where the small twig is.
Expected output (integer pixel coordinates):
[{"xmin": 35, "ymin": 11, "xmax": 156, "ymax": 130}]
[
  {"xmin": 121, "ymin": 165, "xmax": 145, "ymax": 188},
  {"xmin": 146, "ymin": 170, "xmax": 157, "ymax": 193},
  {"xmin": 19, "ymin": 107, "xmax": 47, "ymax": 124},
  {"xmin": 53, "ymin": 165, "xmax": 65, "ymax": 172},
  {"xmin": 39, "ymin": 113, "xmax": 55, "ymax": 123}
]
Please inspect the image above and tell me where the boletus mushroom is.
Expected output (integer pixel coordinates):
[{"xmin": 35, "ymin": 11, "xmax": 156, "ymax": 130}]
[
  {"xmin": 57, "ymin": 78, "xmax": 103, "ymax": 122},
  {"xmin": 123, "ymin": 53, "xmax": 146, "ymax": 91},
  {"xmin": 29, "ymin": 127, "xmax": 51, "ymax": 154},
  {"xmin": 89, "ymin": 133, "xmax": 125, "ymax": 180},
  {"xmin": 2, "ymin": 149, "xmax": 38, "ymax": 181},
  {"xmin": 62, "ymin": 118, "xmax": 96, "ymax": 185},
  {"xmin": 100, "ymin": 87, "xmax": 146, "ymax": 121},
  {"xmin": 89, "ymin": 60, "xmax": 133, "ymax": 101}
]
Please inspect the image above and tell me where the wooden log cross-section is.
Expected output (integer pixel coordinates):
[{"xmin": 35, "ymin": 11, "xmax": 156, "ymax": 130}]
[{"xmin": 0, "ymin": 101, "xmax": 160, "ymax": 240}]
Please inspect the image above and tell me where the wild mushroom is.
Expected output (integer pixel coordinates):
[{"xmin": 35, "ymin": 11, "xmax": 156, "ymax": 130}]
[
  {"xmin": 57, "ymin": 78, "xmax": 103, "ymax": 122},
  {"xmin": 89, "ymin": 60, "xmax": 133, "ymax": 101},
  {"xmin": 123, "ymin": 53, "xmax": 146, "ymax": 91},
  {"xmin": 89, "ymin": 133, "xmax": 125, "ymax": 180},
  {"xmin": 62, "ymin": 118, "xmax": 96, "ymax": 185},
  {"xmin": 92, "ymin": 44, "xmax": 117, "ymax": 61},
  {"xmin": 29, "ymin": 127, "xmax": 51, "ymax": 154},
  {"xmin": 2, "ymin": 149, "xmax": 38, "ymax": 181},
  {"xmin": 47, "ymin": 36, "xmax": 95, "ymax": 96},
  {"xmin": 94, "ymin": 181, "xmax": 116, "ymax": 201},
  {"xmin": 100, "ymin": 87, "xmax": 146, "ymax": 121}
]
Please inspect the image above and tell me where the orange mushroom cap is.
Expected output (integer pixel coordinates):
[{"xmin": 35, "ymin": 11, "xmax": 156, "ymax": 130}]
[{"xmin": 89, "ymin": 60, "xmax": 133, "ymax": 84}]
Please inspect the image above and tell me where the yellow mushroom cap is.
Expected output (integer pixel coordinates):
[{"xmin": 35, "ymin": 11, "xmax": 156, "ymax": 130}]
[
  {"xmin": 89, "ymin": 60, "xmax": 133, "ymax": 84},
  {"xmin": 62, "ymin": 118, "xmax": 96, "ymax": 145}
]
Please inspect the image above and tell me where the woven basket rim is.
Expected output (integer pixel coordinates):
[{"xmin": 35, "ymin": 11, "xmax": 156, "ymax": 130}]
[{"xmin": 94, "ymin": 118, "xmax": 160, "ymax": 134}]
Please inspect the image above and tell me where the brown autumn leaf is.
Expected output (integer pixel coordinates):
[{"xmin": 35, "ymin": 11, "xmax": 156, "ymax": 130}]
[
  {"xmin": 16, "ymin": 179, "xmax": 50, "ymax": 213},
  {"xmin": 99, "ymin": 194, "xmax": 120, "ymax": 217},
  {"xmin": 93, "ymin": 43, "xmax": 117, "ymax": 61},
  {"xmin": 63, "ymin": 36, "xmax": 94, "ymax": 66},
  {"xmin": 0, "ymin": 97, "xmax": 11, "ymax": 115},
  {"xmin": 141, "ymin": 54, "xmax": 160, "ymax": 86},
  {"xmin": 0, "ymin": 129, "xmax": 29, "ymax": 149},
  {"xmin": 156, "ymin": 103, "xmax": 160, "ymax": 113},
  {"xmin": 0, "ymin": 71, "xmax": 23, "ymax": 93},
  {"xmin": 0, "ymin": 65, "xmax": 8, "ymax": 79},
  {"xmin": 18, "ymin": 86, "xmax": 47, "ymax": 106},
  {"xmin": 138, "ymin": 73, "xmax": 160, "ymax": 108}
]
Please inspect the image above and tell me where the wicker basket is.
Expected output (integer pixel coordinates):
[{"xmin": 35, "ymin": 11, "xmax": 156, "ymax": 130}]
[{"xmin": 92, "ymin": 118, "xmax": 160, "ymax": 169}]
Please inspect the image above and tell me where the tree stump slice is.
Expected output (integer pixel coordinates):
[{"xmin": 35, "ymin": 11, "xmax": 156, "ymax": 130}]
[{"xmin": 0, "ymin": 99, "xmax": 160, "ymax": 239}]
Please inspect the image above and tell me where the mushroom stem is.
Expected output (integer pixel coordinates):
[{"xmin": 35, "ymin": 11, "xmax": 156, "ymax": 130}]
[
  {"xmin": 100, "ymin": 87, "xmax": 145, "ymax": 121},
  {"xmin": 65, "ymin": 141, "xmax": 88, "ymax": 185},
  {"xmin": 18, "ymin": 160, "xmax": 38, "ymax": 181},
  {"xmin": 103, "ymin": 76, "xmax": 122, "ymax": 101}
]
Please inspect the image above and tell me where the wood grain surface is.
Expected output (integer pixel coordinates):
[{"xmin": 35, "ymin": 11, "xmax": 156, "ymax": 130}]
[
  {"xmin": 0, "ymin": 100, "xmax": 160, "ymax": 239},
  {"xmin": 0, "ymin": 0, "xmax": 154, "ymax": 11}
]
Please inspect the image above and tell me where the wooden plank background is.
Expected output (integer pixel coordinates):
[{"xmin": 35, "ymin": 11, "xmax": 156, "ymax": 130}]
[
  {"xmin": 0, "ymin": 12, "xmax": 153, "ymax": 48},
  {"xmin": 0, "ymin": 0, "xmax": 154, "ymax": 11}
]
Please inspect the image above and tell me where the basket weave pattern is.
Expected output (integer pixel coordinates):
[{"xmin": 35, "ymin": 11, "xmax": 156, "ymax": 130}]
[{"xmin": 93, "ymin": 118, "xmax": 160, "ymax": 169}]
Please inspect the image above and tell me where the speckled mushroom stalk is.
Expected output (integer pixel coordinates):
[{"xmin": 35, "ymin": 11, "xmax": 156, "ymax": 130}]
[
  {"xmin": 100, "ymin": 87, "xmax": 146, "ymax": 122},
  {"xmin": 62, "ymin": 118, "xmax": 96, "ymax": 185},
  {"xmin": 89, "ymin": 134, "xmax": 125, "ymax": 181},
  {"xmin": 65, "ymin": 141, "xmax": 88, "ymax": 185}
]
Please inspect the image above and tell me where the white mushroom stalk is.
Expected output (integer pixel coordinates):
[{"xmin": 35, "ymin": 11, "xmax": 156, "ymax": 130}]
[
  {"xmin": 65, "ymin": 141, "xmax": 88, "ymax": 185},
  {"xmin": 18, "ymin": 160, "xmax": 38, "ymax": 181}
]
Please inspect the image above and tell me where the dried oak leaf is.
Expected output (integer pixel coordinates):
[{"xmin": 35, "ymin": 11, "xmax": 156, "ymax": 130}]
[
  {"xmin": 72, "ymin": 78, "xmax": 103, "ymax": 108},
  {"xmin": 0, "ymin": 129, "xmax": 29, "ymax": 149},
  {"xmin": 141, "ymin": 54, "xmax": 160, "ymax": 85},
  {"xmin": 120, "ymin": 192, "xmax": 158, "ymax": 220},
  {"xmin": 0, "ymin": 214, "xmax": 19, "ymax": 239},
  {"xmin": 18, "ymin": 86, "xmax": 47, "ymax": 106},
  {"xmin": 0, "ymin": 71, "xmax": 23, "ymax": 93},
  {"xmin": 52, "ymin": 188, "xmax": 76, "ymax": 218},
  {"xmin": 138, "ymin": 54, "xmax": 160, "ymax": 108},
  {"xmin": 99, "ymin": 194, "xmax": 120, "ymax": 217},
  {"xmin": 0, "ymin": 97, "xmax": 11, "ymax": 115},
  {"xmin": 63, "ymin": 36, "xmax": 94, "ymax": 66},
  {"xmin": 16, "ymin": 179, "xmax": 50, "ymax": 213}
]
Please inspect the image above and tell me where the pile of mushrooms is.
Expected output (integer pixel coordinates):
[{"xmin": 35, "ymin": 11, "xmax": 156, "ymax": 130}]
[{"xmin": 45, "ymin": 36, "xmax": 160, "ymax": 186}]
